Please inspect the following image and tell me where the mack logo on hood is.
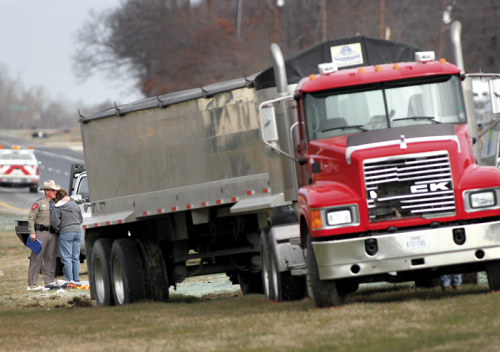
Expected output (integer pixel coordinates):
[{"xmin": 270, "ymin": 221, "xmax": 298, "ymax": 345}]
[{"xmin": 410, "ymin": 182, "xmax": 450, "ymax": 194}]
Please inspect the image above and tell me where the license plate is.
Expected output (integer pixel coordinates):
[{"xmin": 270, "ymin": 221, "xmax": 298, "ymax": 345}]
[
  {"xmin": 12, "ymin": 178, "xmax": 22, "ymax": 183},
  {"xmin": 405, "ymin": 235, "xmax": 429, "ymax": 249}
]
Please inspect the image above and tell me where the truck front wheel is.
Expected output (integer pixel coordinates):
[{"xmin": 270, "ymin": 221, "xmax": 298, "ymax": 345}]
[
  {"xmin": 270, "ymin": 242, "xmax": 306, "ymax": 302},
  {"xmin": 110, "ymin": 238, "xmax": 146, "ymax": 305},
  {"xmin": 306, "ymin": 234, "xmax": 344, "ymax": 308},
  {"xmin": 92, "ymin": 238, "xmax": 114, "ymax": 306},
  {"xmin": 486, "ymin": 260, "xmax": 500, "ymax": 291},
  {"xmin": 260, "ymin": 230, "xmax": 274, "ymax": 300}
]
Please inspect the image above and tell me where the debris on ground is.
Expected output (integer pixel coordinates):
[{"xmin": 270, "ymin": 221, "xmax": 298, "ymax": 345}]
[{"xmin": 54, "ymin": 296, "xmax": 92, "ymax": 309}]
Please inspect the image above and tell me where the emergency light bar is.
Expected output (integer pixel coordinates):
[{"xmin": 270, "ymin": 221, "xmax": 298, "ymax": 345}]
[
  {"xmin": 415, "ymin": 51, "xmax": 435, "ymax": 62},
  {"xmin": 7, "ymin": 145, "xmax": 33, "ymax": 150}
]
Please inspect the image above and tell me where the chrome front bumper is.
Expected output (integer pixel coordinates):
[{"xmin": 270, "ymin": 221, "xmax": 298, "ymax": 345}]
[{"xmin": 312, "ymin": 220, "xmax": 500, "ymax": 280}]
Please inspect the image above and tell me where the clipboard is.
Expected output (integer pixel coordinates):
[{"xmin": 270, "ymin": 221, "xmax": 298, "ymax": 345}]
[{"xmin": 26, "ymin": 238, "xmax": 42, "ymax": 255}]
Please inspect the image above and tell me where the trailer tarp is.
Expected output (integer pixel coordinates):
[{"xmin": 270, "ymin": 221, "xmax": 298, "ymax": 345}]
[
  {"xmin": 83, "ymin": 36, "xmax": 422, "ymax": 121},
  {"xmin": 253, "ymin": 35, "xmax": 423, "ymax": 90}
]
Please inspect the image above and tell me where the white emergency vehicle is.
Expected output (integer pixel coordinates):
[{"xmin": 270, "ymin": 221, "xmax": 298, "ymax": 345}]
[{"xmin": 0, "ymin": 145, "xmax": 40, "ymax": 193}]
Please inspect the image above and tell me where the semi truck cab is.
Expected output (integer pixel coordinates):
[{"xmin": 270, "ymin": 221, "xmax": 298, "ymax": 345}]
[{"xmin": 260, "ymin": 46, "xmax": 500, "ymax": 307}]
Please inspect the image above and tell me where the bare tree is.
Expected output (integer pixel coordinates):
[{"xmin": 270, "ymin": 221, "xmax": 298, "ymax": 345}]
[{"xmin": 72, "ymin": 0, "xmax": 500, "ymax": 99}]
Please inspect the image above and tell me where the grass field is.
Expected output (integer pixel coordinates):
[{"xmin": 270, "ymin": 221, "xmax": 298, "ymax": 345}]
[{"xmin": 1, "ymin": 212, "xmax": 500, "ymax": 352}]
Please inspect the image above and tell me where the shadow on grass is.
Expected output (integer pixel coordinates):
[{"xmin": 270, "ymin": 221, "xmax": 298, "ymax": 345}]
[{"xmin": 347, "ymin": 283, "xmax": 492, "ymax": 304}]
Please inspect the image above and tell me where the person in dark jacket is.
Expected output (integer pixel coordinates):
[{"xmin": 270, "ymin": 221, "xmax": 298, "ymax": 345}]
[{"xmin": 50, "ymin": 188, "xmax": 83, "ymax": 282}]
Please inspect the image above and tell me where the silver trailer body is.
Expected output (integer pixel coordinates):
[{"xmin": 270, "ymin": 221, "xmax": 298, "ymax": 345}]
[{"xmin": 81, "ymin": 84, "xmax": 294, "ymax": 221}]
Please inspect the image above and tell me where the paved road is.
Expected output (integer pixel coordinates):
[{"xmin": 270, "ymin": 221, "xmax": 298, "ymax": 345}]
[{"xmin": 0, "ymin": 133, "xmax": 84, "ymax": 214}]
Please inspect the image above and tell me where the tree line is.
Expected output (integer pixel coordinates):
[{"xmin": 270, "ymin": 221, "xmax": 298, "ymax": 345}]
[{"xmin": 73, "ymin": 0, "xmax": 500, "ymax": 98}]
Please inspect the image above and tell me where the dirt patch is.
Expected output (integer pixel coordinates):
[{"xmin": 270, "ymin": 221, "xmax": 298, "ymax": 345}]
[
  {"xmin": 200, "ymin": 290, "xmax": 242, "ymax": 300},
  {"xmin": 54, "ymin": 296, "xmax": 93, "ymax": 309}
]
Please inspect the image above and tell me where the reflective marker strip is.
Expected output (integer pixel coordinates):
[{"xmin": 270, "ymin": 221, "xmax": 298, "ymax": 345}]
[
  {"xmin": 88, "ymin": 188, "xmax": 273, "ymax": 227},
  {"xmin": 83, "ymin": 219, "xmax": 124, "ymax": 229}
]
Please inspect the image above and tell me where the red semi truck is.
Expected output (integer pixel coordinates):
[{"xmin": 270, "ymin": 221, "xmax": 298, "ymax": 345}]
[
  {"xmin": 258, "ymin": 23, "xmax": 500, "ymax": 307},
  {"xmin": 78, "ymin": 24, "xmax": 500, "ymax": 307}
]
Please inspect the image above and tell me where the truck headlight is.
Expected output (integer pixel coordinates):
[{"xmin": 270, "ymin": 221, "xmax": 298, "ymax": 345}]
[
  {"xmin": 327, "ymin": 209, "xmax": 352, "ymax": 226},
  {"xmin": 470, "ymin": 191, "xmax": 496, "ymax": 208},
  {"xmin": 310, "ymin": 204, "xmax": 359, "ymax": 230},
  {"xmin": 463, "ymin": 188, "xmax": 500, "ymax": 212}
]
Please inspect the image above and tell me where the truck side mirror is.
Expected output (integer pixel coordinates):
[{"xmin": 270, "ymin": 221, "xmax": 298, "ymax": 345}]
[
  {"xmin": 260, "ymin": 104, "xmax": 279, "ymax": 143},
  {"xmin": 258, "ymin": 95, "xmax": 297, "ymax": 161},
  {"xmin": 489, "ymin": 79, "xmax": 500, "ymax": 115},
  {"xmin": 71, "ymin": 194, "xmax": 83, "ymax": 204}
]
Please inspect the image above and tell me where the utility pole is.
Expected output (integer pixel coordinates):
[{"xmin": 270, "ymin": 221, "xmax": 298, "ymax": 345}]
[
  {"xmin": 379, "ymin": 0, "xmax": 385, "ymax": 39},
  {"xmin": 322, "ymin": 0, "xmax": 327, "ymax": 41},
  {"xmin": 274, "ymin": 0, "xmax": 285, "ymax": 43},
  {"xmin": 236, "ymin": 0, "xmax": 243, "ymax": 40},
  {"xmin": 438, "ymin": 0, "xmax": 446, "ymax": 58}
]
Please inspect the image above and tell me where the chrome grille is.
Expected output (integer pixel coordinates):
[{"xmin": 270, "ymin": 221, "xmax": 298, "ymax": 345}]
[{"xmin": 363, "ymin": 151, "xmax": 455, "ymax": 222}]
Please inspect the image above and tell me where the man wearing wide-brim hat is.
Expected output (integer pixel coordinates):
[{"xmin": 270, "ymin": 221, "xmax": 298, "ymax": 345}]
[{"xmin": 27, "ymin": 180, "xmax": 60, "ymax": 287}]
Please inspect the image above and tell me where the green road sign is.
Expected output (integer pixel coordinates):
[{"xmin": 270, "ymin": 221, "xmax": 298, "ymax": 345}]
[{"xmin": 10, "ymin": 105, "xmax": 29, "ymax": 111}]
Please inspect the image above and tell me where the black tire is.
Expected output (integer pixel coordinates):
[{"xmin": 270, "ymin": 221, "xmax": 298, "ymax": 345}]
[
  {"xmin": 486, "ymin": 260, "xmax": 500, "ymax": 291},
  {"xmin": 306, "ymin": 235, "xmax": 344, "ymax": 308},
  {"xmin": 270, "ymin": 241, "xmax": 306, "ymax": 302},
  {"xmin": 260, "ymin": 230, "xmax": 274, "ymax": 300},
  {"xmin": 238, "ymin": 271, "xmax": 264, "ymax": 295},
  {"xmin": 29, "ymin": 185, "xmax": 38, "ymax": 193},
  {"xmin": 92, "ymin": 238, "xmax": 115, "ymax": 306},
  {"xmin": 135, "ymin": 239, "xmax": 169, "ymax": 302},
  {"xmin": 110, "ymin": 238, "xmax": 146, "ymax": 305}
]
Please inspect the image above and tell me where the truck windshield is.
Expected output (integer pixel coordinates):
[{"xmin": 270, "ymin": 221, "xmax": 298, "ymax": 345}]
[{"xmin": 304, "ymin": 75, "xmax": 466, "ymax": 141}]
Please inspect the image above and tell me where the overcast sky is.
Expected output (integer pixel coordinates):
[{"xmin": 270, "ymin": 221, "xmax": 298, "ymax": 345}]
[{"xmin": 0, "ymin": 0, "xmax": 143, "ymax": 108}]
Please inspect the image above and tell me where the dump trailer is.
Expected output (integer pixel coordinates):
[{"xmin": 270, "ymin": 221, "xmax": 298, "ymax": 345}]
[{"xmin": 82, "ymin": 30, "xmax": 500, "ymax": 307}]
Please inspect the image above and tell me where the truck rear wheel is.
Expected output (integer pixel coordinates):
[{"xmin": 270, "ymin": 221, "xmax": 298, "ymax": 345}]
[
  {"xmin": 135, "ymin": 239, "xmax": 169, "ymax": 302},
  {"xmin": 260, "ymin": 230, "xmax": 274, "ymax": 300},
  {"xmin": 306, "ymin": 235, "xmax": 344, "ymax": 308},
  {"xmin": 29, "ymin": 185, "xmax": 38, "ymax": 193},
  {"xmin": 270, "ymin": 242, "xmax": 306, "ymax": 302},
  {"xmin": 486, "ymin": 260, "xmax": 500, "ymax": 291},
  {"xmin": 92, "ymin": 238, "xmax": 114, "ymax": 306},
  {"xmin": 110, "ymin": 238, "xmax": 146, "ymax": 305}
]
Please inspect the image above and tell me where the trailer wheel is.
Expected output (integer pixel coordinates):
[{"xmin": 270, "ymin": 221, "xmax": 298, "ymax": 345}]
[
  {"xmin": 306, "ymin": 235, "xmax": 344, "ymax": 308},
  {"xmin": 92, "ymin": 238, "xmax": 114, "ymax": 306},
  {"xmin": 110, "ymin": 238, "xmax": 146, "ymax": 305},
  {"xmin": 486, "ymin": 260, "xmax": 500, "ymax": 291},
  {"xmin": 260, "ymin": 230, "xmax": 274, "ymax": 300},
  {"xmin": 135, "ymin": 239, "xmax": 169, "ymax": 302},
  {"xmin": 270, "ymin": 242, "xmax": 306, "ymax": 302}
]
